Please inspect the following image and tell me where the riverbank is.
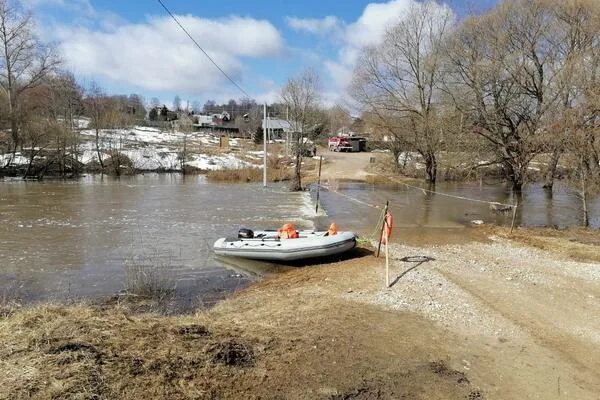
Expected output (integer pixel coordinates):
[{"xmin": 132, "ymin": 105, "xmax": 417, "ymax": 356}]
[{"xmin": 2, "ymin": 227, "xmax": 599, "ymax": 399}]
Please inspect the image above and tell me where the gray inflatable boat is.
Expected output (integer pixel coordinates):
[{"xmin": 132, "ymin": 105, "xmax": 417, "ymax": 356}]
[{"xmin": 213, "ymin": 230, "xmax": 356, "ymax": 261}]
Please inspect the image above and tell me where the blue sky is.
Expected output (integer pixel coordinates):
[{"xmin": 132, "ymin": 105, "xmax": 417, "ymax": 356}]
[{"xmin": 29, "ymin": 0, "xmax": 497, "ymax": 107}]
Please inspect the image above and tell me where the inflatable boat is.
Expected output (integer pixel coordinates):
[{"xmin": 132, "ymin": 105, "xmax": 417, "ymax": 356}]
[{"xmin": 213, "ymin": 229, "xmax": 357, "ymax": 262}]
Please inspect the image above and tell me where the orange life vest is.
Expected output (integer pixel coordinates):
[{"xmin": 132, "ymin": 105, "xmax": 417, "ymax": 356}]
[
  {"xmin": 278, "ymin": 223, "xmax": 299, "ymax": 239},
  {"xmin": 328, "ymin": 223, "xmax": 338, "ymax": 236}
]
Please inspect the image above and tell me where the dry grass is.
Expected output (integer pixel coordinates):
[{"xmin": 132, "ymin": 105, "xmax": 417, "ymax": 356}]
[
  {"xmin": 206, "ymin": 156, "xmax": 292, "ymax": 183},
  {"xmin": 123, "ymin": 253, "xmax": 177, "ymax": 301},
  {"xmin": 0, "ymin": 252, "xmax": 481, "ymax": 400},
  {"xmin": 205, "ymin": 167, "xmax": 265, "ymax": 182},
  {"xmin": 0, "ymin": 304, "xmax": 262, "ymax": 399}
]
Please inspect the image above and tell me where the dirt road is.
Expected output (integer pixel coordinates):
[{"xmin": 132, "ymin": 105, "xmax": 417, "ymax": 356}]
[
  {"xmin": 357, "ymin": 231, "xmax": 600, "ymax": 399},
  {"xmin": 312, "ymin": 148, "xmax": 380, "ymax": 182}
]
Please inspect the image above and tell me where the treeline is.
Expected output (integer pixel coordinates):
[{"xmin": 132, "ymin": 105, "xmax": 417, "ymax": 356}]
[
  {"xmin": 0, "ymin": 1, "xmax": 148, "ymax": 177},
  {"xmin": 351, "ymin": 0, "xmax": 600, "ymax": 193}
]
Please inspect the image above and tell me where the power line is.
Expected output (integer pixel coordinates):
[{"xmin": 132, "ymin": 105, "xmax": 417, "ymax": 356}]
[{"xmin": 156, "ymin": 0, "xmax": 251, "ymax": 99}]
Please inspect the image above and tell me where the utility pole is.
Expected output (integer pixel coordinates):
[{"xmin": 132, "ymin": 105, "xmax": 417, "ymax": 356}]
[
  {"xmin": 286, "ymin": 106, "xmax": 290, "ymax": 156},
  {"xmin": 263, "ymin": 102, "xmax": 267, "ymax": 187}
]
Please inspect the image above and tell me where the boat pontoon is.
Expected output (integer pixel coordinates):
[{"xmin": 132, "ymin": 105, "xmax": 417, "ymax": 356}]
[{"xmin": 213, "ymin": 229, "xmax": 356, "ymax": 262}]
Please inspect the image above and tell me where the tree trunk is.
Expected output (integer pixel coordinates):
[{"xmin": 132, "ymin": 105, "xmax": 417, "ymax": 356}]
[
  {"xmin": 543, "ymin": 149, "xmax": 561, "ymax": 190},
  {"xmin": 588, "ymin": 151, "xmax": 600, "ymax": 179},
  {"xmin": 581, "ymin": 172, "xmax": 589, "ymax": 228},
  {"xmin": 5, "ymin": 87, "xmax": 19, "ymax": 166},
  {"xmin": 503, "ymin": 160, "xmax": 524, "ymax": 192},
  {"xmin": 290, "ymin": 152, "xmax": 303, "ymax": 191},
  {"xmin": 24, "ymin": 148, "xmax": 35, "ymax": 178},
  {"xmin": 424, "ymin": 152, "xmax": 437, "ymax": 184},
  {"xmin": 392, "ymin": 148, "xmax": 402, "ymax": 170},
  {"xmin": 95, "ymin": 127, "xmax": 104, "ymax": 170},
  {"xmin": 2, "ymin": 31, "xmax": 18, "ymax": 160}
]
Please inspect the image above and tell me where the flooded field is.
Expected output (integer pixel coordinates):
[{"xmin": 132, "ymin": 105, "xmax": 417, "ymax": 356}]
[
  {"xmin": 1, "ymin": 174, "xmax": 598, "ymax": 307},
  {"xmin": 316, "ymin": 180, "xmax": 600, "ymax": 244}
]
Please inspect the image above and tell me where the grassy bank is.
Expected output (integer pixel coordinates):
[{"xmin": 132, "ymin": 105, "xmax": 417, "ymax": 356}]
[
  {"xmin": 205, "ymin": 167, "xmax": 291, "ymax": 183},
  {"xmin": 1, "ymin": 248, "xmax": 484, "ymax": 400},
  {"xmin": 2, "ymin": 230, "xmax": 599, "ymax": 399},
  {"xmin": 206, "ymin": 155, "xmax": 292, "ymax": 183}
]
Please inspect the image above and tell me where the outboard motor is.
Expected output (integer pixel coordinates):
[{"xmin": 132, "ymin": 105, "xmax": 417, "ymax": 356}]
[{"xmin": 238, "ymin": 228, "xmax": 254, "ymax": 239}]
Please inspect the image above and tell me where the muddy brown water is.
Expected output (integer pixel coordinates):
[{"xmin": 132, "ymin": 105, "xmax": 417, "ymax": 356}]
[
  {"xmin": 0, "ymin": 174, "xmax": 316, "ymax": 309},
  {"xmin": 1, "ymin": 174, "xmax": 597, "ymax": 309},
  {"xmin": 315, "ymin": 180, "xmax": 600, "ymax": 244}
]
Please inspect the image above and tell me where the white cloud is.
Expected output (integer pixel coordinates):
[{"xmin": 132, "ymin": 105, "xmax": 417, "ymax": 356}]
[
  {"xmin": 285, "ymin": 15, "xmax": 342, "ymax": 35},
  {"xmin": 24, "ymin": 0, "xmax": 95, "ymax": 16},
  {"xmin": 253, "ymin": 90, "xmax": 280, "ymax": 105},
  {"xmin": 345, "ymin": 0, "xmax": 413, "ymax": 49},
  {"xmin": 56, "ymin": 15, "xmax": 285, "ymax": 95},
  {"xmin": 322, "ymin": 0, "xmax": 453, "ymax": 99}
]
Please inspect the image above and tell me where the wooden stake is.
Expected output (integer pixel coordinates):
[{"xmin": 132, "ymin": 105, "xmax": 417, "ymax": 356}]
[
  {"xmin": 376, "ymin": 201, "xmax": 389, "ymax": 258},
  {"xmin": 315, "ymin": 156, "xmax": 323, "ymax": 214},
  {"xmin": 509, "ymin": 201, "xmax": 519, "ymax": 236},
  {"xmin": 385, "ymin": 239, "xmax": 390, "ymax": 287}
]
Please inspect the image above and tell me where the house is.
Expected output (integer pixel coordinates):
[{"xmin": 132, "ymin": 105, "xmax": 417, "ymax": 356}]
[
  {"xmin": 194, "ymin": 115, "xmax": 214, "ymax": 128},
  {"xmin": 192, "ymin": 112, "xmax": 243, "ymax": 136},
  {"xmin": 261, "ymin": 118, "xmax": 292, "ymax": 140},
  {"xmin": 149, "ymin": 105, "xmax": 178, "ymax": 122}
]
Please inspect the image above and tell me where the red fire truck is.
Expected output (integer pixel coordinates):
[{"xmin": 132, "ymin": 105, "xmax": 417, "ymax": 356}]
[{"xmin": 328, "ymin": 136, "xmax": 367, "ymax": 152}]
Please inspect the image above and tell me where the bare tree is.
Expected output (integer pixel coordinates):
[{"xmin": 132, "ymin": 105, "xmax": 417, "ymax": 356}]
[
  {"xmin": 539, "ymin": 0, "xmax": 600, "ymax": 189},
  {"xmin": 281, "ymin": 68, "xmax": 322, "ymax": 191},
  {"xmin": 150, "ymin": 97, "xmax": 160, "ymax": 109},
  {"xmin": 0, "ymin": 0, "xmax": 59, "ymax": 163},
  {"xmin": 352, "ymin": 1, "xmax": 453, "ymax": 183},
  {"xmin": 561, "ymin": 103, "xmax": 600, "ymax": 227},
  {"xmin": 85, "ymin": 82, "xmax": 107, "ymax": 170},
  {"xmin": 85, "ymin": 82, "xmax": 133, "ymax": 172},
  {"xmin": 177, "ymin": 115, "xmax": 194, "ymax": 174},
  {"xmin": 46, "ymin": 72, "xmax": 83, "ymax": 176},
  {"xmin": 326, "ymin": 105, "xmax": 352, "ymax": 136},
  {"xmin": 238, "ymin": 102, "xmax": 262, "ymax": 140},
  {"xmin": 191, "ymin": 100, "xmax": 202, "ymax": 114},
  {"xmin": 444, "ymin": 0, "xmax": 571, "ymax": 191},
  {"xmin": 5, "ymin": 75, "xmax": 78, "ymax": 178}
]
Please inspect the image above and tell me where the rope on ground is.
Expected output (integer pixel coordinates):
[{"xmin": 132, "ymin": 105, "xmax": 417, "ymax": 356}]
[
  {"xmin": 316, "ymin": 183, "xmax": 384, "ymax": 210},
  {"xmin": 316, "ymin": 183, "xmax": 386, "ymax": 243},
  {"xmin": 388, "ymin": 178, "xmax": 516, "ymax": 208}
]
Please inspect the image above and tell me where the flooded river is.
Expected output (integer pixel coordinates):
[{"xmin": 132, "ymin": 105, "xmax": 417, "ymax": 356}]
[
  {"xmin": 0, "ymin": 174, "xmax": 315, "ymax": 308},
  {"xmin": 1, "ymin": 174, "xmax": 598, "ymax": 308}
]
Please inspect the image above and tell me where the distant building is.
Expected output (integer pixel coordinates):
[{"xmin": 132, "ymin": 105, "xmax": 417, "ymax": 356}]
[
  {"xmin": 261, "ymin": 118, "xmax": 292, "ymax": 139},
  {"xmin": 194, "ymin": 115, "xmax": 214, "ymax": 128},
  {"xmin": 191, "ymin": 112, "xmax": 242, "ymax": 136},
  {"xmin": 148, "ymin": 105, "xmax": 178, "ymax": 122}
]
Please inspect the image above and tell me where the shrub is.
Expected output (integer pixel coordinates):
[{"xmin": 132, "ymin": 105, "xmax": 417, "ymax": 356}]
[{"xmin": 123, "ymin": 252, "xmax": 177, "ymax": 301}]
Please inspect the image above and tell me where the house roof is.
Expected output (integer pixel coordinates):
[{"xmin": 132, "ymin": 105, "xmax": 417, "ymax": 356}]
[
  {"xmin": 262, "ymin": 118, "xmax": 292, "ymax": 132},
  {"xmin": 196, "ymin": 115, "xmax": 213, "ymax": 124}
]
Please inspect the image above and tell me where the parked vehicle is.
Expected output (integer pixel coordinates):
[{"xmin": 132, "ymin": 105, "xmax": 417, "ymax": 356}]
[{"xmin": 328, "ymin": 136, "xmax": 367, "ymax": 152}]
